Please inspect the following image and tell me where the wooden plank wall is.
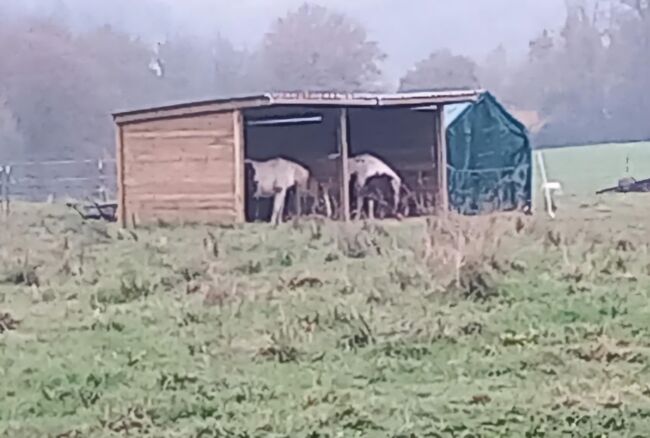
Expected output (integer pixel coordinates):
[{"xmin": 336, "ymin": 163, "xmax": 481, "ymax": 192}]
[{"xmin": 119, "ymin": 111, "xmax": 239, "ymax": 225}]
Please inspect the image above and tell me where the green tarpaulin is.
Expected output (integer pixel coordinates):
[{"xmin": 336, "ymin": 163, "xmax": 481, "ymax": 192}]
[{"xmin": 445, "ymin": 92, "xmax": 532, "ymax": 215}]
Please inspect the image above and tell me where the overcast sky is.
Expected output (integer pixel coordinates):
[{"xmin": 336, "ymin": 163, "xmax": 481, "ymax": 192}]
[
  {"xmin": 163, "ymin": 0, "xmax": 567, "ymax": 76},
  {"xmin": 6, "ymin": 0, "xmax": 568, "ymax": 80}
]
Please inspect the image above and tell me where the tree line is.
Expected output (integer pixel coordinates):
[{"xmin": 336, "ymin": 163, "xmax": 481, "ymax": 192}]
[{"xmin": 1, "ymin": 1, "xmax": 649, "ymax": 162}]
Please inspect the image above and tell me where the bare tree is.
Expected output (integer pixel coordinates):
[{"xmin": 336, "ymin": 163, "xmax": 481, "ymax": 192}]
[
  {"xmin": 478, "ymin": 45, "xmax": 509, "ymax": 96},
  {"xmin": 621, "ymin": 0, "xmax": 650, "ymax": 18},
  {"xmin": 0, "ymin": 19, "xmax": 249, "ymax": 161},
  {"xmin": 0, "ymin": 94, "xmax": 25, "ymax": 162},
  {"xmin": 257, "ymin": 3, "xmax": 386, "ymax": 91},
  {"xmin": 158, "ymin": 35, "xmax": 250, "ymax": 100},
  {"xmin": 398, "ymin": 49, "xmax": 480, "ymax": 92},
  {"xmin": 0, "ymin": 20, "xmax": 104, "ymax": 159},
  {"xmin": 508, "ymin": 1, "xmax": 639, "ymax": 146}
]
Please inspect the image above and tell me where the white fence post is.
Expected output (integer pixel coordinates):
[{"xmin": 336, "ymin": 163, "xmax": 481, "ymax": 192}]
[{"xmin": 97, "ymin": 158, "xmax": 107, "ymax": 202}]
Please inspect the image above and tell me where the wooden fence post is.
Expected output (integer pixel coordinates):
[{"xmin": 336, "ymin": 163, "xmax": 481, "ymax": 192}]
[
  {"xmin": 433, "ymin": 107, "xmax": 448, "ymax": 213},
  {"xmin": 338, "ymin": 108, "xmax": 351, "ymax": 222},
  {"xmin": 2, "ymin": 165, "xmax": 11, "ymax": 217},
  {"xmin": 0, "ymin": 165, "xmax": 4, "ymax": 217},
  {"xmin": 97, "ymin": 158, "xmax": 107, "ymax": 202}
]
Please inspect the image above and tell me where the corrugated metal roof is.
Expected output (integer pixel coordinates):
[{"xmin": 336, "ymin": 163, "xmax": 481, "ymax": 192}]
[
  {"xmin": 113, "ymin": 89, "xmax": 485, "ymax": 124},
  {"xmin": 267, "ymin": 89, "xmax": 484, "ymax": 106}
]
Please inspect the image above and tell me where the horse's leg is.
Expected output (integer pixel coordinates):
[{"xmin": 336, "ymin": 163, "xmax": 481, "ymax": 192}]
[
  {"xmin": 356, "ymin": 197, "xmax": 362, "ymax": 220},
  {"xmin": 271, "ymin": 193, "xmax": 279, "ymax": 225},
  {"xmin": 270, "ymin": 194, "xmax": 279, "ymax": 225},
  {"xmin": 271, "ymin": 189, "xmax": 287, "ymax": 225},
  {"xmin": 319, "ymin": 184, "xmax": 330, "ymax": 218},
  {"xmin": 279, "ymin": 189, "xmax": 288, "ymax": 223},
  {"xmin": 324, "ymin": 190, "xmax": 332, "ymax": 218},
  {"xmin": 391, "ymin": 179, "xmax": 401, "ymax": 217},
  {"xmin": 354, "ymin": 184, "xmax": 363, "ymax": 220},
  {"xmin": 295, "ymin": 184, "xmax": 302, "ymax": 218}
]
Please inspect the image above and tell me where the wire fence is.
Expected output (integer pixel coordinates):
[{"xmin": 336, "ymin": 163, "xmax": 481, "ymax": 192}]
[{"xmin": 0, "ymin": 158, "xmax": 117, "ymax": 207}]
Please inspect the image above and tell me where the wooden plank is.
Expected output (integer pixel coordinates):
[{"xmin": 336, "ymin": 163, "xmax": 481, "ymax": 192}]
[
  {"xmin": 132, "ymin": 209, "xmax": 237, "ymax": 226},
  {"xmin": 433, "ymin": 108, "xmax": 449, "ymax": 212},
  {"xmin": 127, "ymin": 202, "xmax": 237, "ymax": 222},
  {"xmin": 127, "ymin": 197, "xmax": 236, "ymax": 208},
  {"xmin": 128, "ymin": 193, "xmax": 234, "ymax": 202},
  {"xmin": 124, "ymin": 156, "xmax": 232, "ymax": 168},
  {"xmin": 124, "ymin": 172, "xmax": 233, "ymax": 183},
  {"xmin": 124, "ymin": 177, "xmax": 234, "ymax": 190},
  {"xmin": 123, "ymin": 138, "xmax": 234, "ymax": 156},
  {"xmin": 115, "ymin": 123, "xmax": 127, "ymax": 227},
  {"xmin": 122, "ymin": 113, "xmax": 233, "ymax": 133},
  {"xmin": 124, "ymin": 161, "xmax": 234, "ymax": 180},
  {"xmin": 339, "ymin": 108, "xmax": 351, "ymax": 222},
  {"xmin": 124, "ymin": 154, "xmax": 233, "ymax": 166},
  {"xmin": 232, "ymin": 110, "xmax": 245, "ymax": 223},
  {"xmin": 124, "ymin": 131, "xmax": 233, "ymax": 147},
  {"xmin": 124, "ymin": 153, "xmax": 234, "ymax": 164},
  {"xmin": 124, "ymin": 130, "xmax": 229, "ymax": 139},
  {"xmin": 131, "ymin": 201, "xmax": 236, "ymax": 211},
  {"xmin": 124, "ymin": 181, "xmax": 235, "ymax": 195},
  {"xmin": 124, "ymin": 157, "xmax": 232, "ymax": 169},
  {"xmin": 123, "ymin": 140, "xmax": 234, "ymax": 161},
  {"xmin": 131, "ymin": 211, "xmax": 235, "ymax": 224},
  {"xmin": 131, "ymin": 203, "xmax": 236, "ymax": 213}
]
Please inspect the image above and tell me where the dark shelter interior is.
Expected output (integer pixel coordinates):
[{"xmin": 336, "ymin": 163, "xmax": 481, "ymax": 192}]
[{"xmin": 242, "ymin": 105, "xmax": 439, "ymax": 222}]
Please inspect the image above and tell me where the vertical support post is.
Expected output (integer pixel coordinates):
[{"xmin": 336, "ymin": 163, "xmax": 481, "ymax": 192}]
[
  {"xmin": 338, "ymin": 108, "xmax": 351, "ymax": 222},
  {"xmin": 233, "ymin": 110, "xmax": 245, "ymax": 223},
  {"xmin": 115, "ymin": 123, "xmax": 127, "ymax": 227},
  {"xmin": 434, "ymin": 106, "xmax": 449, "ymax": 213}
]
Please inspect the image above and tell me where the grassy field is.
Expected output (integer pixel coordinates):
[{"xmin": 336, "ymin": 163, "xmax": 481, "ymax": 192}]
[
  {"xmin": 536, "ymin": 141, "xmax": 650, "ymax": 197},
  {"xmin": 2, "ymin": 143, "xmax": 650, "ymax": 437}
]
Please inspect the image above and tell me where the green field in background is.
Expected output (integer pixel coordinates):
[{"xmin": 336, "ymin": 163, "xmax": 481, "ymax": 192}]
[{"xmin": 535, "ymin": 141, "xmax": 650, "ymax": 197}]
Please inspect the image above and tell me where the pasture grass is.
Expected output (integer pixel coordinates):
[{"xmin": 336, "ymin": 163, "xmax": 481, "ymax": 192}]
[
  {"xmin": 3, "ymin": 166, "xmax": 650, "ymax": 435},
  {"xmin": 3, "ymin": 197, "xmax": 650, "ymax": 437}
]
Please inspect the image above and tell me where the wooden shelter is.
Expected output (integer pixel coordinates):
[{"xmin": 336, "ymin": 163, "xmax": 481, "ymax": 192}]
[{"xmin": 112, "ymin": 90, "xmax": 483, "ymax": 227}]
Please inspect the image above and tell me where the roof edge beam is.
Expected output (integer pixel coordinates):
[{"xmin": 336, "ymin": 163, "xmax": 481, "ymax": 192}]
[
  {"xmin": 377, "ymin": 89, "xmax": 484, "ymax": 107},
  {"xmin": 111, "ymin": 89, "xmax": 486, "ymax": 124},
  {"xmin": 113, "ymin": 97, "xmax": 272, "ymax": 125}
]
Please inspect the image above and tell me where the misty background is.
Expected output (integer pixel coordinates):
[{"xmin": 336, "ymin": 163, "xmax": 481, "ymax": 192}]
[{"xmin": 0, "ymin": 0, "xmax": 648, "ymax": 167}]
